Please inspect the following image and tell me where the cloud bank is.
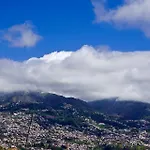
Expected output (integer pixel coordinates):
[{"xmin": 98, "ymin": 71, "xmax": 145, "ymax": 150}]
[
  {"xmin": 2, "ymin": 21, "xmax": 42, "ymax": 48},
  {"xmin": 91, "ymin": 0, "xmax": 150, "ymax": 37},
  {"xmin": 0, "ymin": 45, "xmax": 150, "ymax": 102}
]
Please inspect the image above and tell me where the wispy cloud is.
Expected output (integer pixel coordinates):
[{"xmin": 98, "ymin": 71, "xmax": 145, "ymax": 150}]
[
  {"xmin": 0, "ymin": 45, "xmax": 150, "ymax": 102},
  {"xmin": 2, "ymin": 21, "xmax": 42, "ymax": 48},
  {"xmin": 91, "ymin": 0, "xmax": 150, "ymax": 37}
]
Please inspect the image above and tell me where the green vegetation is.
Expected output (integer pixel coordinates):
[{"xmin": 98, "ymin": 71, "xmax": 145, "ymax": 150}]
[{"xmin": 0, "ymin": 146, "xmax": 6, "ymax": 150}]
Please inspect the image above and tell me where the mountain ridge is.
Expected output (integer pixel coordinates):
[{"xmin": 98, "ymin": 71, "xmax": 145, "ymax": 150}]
[
  {"xmin": 0, "ymin": 91, "xmax": 150, "ymax": 120},
  {"xmin": 89, "ymin": 99, "xmax": 150, "ymax": 120}
]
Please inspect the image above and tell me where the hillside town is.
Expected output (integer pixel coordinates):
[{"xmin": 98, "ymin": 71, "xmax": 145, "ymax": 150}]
[{"xmin": 0, "ymin": 110, "xmax": 149, "ymax": 150}]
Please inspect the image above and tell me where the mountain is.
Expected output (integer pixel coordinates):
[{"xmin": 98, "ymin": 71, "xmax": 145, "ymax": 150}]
[
  {"xmin": 0, "ymin": 92, "xmax": 95, "ymax": 130},
  {"xmin": 0, "ymin": 91, "xmax": 90, "ymax": 111},
  {"xmin": 89, "ymin": 99, "xmax": 150, "ymax": 120},
  {"xmin": 0, "ymin": 92, "xmax": 150, "ymax": 121}
]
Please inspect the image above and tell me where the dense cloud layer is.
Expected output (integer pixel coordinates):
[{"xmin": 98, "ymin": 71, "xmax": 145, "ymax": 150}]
[
  {"xmin": 91, "ymin": 0, "xmax": 150, "ymax": 37},
  {"xmin": 0, "ymin": 45, "xmax": 150, "ymax": 102}
]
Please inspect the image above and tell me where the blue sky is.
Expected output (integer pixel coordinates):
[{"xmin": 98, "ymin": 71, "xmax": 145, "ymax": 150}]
[
  {"xmin": 1, "ymin": 0, "xmax": 150, "ymax": 101},
  {"xmin": 0, "ymin": 0, "xmax": 150, "ymax": 61}
]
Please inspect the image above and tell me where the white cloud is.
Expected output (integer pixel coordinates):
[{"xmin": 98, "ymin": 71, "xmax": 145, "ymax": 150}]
[
  {"xmin": 91, "ymin": 0, "xmax": 150, "ymax": 37},
  {"xmin": 2, "ymin": 21, "xmax": 42, "ymax": 47},
  {"xmin": 0, "ymin": 45, "xmax": 150, "ymax": 102}
]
